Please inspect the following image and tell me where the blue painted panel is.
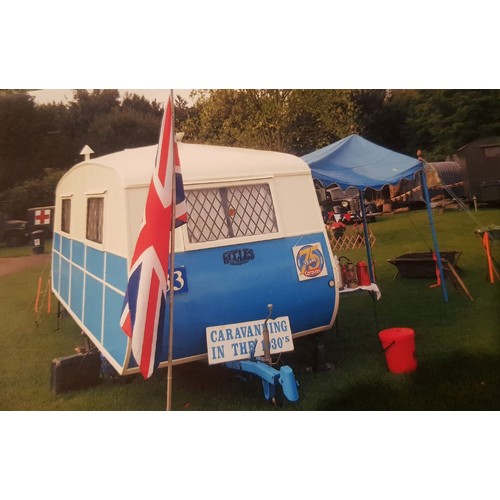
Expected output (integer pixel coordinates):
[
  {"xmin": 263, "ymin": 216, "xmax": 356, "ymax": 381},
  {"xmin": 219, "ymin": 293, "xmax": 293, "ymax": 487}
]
[
  {"xmin": 60, "ymin": 258, "xmax": 70, "ymax": 304},
  {"xmin": 72, "ymin": 240, "xmax": 85, "ymax": 268},
  {"xmin": 61, "ymin": 236, "xmax": 71, "ymax": 259},
  {"xmin": 53, "ymin": 232, "xmax": 61, "ymax": 253},
  {"xmin": 103, "ymin": 287, "xmax": 128, "ymax": 367},
  {"xmin": 86, "ymin": 246, "xmax": 104, "ymax": 279},
  {"xmin": 61, "ymin": 233, "xmax": 336, "ymax": 368},
  {"xmin": 70, "ymin": 266, "xmax": 84, "ymax": 320},
  {"xmin": 84, "ymin": 276, "xmax": 103, "ymax": 342},
  {"xmin": 105, "ymin": 253, "xmax": 128, "ymax": 292},
  {"xmin": 52, "ymin": 252, "xmax": 60, "ymax": 294},
  {"xmin": 155, "ymin": 233, "xmax": 337, "ymax": 362}
]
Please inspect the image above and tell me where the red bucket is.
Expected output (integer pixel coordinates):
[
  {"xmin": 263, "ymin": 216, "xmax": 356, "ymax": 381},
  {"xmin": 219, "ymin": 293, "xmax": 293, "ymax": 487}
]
[{"xmin": 379, "ymin": 327, "xmax": 417, "ymax": 374}]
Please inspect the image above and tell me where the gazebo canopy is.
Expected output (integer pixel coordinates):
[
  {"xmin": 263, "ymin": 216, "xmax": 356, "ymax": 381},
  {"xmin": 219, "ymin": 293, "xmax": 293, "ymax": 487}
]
[{"xmin": 302, "ymin": 134, "xmax": 423, "ymax": 191}]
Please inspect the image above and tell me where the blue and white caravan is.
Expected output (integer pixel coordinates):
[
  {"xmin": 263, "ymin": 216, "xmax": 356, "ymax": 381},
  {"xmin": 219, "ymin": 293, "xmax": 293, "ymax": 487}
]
[{"xmin": 51, "ymin": 143, "xmax": 340, "ymax": 377}]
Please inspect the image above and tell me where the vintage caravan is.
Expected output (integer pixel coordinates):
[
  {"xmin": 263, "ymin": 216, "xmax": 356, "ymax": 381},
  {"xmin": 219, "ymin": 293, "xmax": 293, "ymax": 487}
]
[{"xmin": 51, "ymin": 143, "xmax": 340, "ymax": 376}]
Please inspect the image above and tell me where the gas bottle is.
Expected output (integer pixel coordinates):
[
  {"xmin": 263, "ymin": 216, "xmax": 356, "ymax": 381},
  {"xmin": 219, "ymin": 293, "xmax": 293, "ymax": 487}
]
[
  {"xmin": 356, "ymin": 261, "xmax": 371, "ymax": 286},
  {"xmin": 339, "ymin": 256, "xmax": 349, "ymax": 287},
  {"xmin": 346, "ymin": 261, "xmax": 358, "ymax": 288},
  {"xmin": 332, "ymin": 256, "xmax": 344, "ymax": 289}
]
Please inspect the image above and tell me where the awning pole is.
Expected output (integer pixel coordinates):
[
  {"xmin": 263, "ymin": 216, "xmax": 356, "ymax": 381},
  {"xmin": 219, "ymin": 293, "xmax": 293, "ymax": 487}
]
[
  {"xmin": 419, "ymin": 169, "xmax": 449, "ymax": 303},
  {"xmin": 358, "ymin": 189, "xmax": 375, "ymax": 283}
]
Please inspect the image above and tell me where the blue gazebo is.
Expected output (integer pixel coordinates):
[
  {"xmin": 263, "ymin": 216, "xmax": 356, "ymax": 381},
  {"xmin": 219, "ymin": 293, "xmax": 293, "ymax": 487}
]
[{"xmin": 302, "ymin": 134, "xmax": 449, "ymax": 302}]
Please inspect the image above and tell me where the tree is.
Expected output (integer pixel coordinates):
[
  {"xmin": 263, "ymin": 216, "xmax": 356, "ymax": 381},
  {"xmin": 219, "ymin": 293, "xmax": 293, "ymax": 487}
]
[
  {"xmin": 3, "ymin": 88, "xmax": 499, "ymax": 220},
  {"xmin": 174, "ymin": 94, "xmax": 197, "ymax": 132},
  {"xmin": 66, "ymin": 89, "xmax": 121, "ymax": 150},
  {"xmin": 0, "ymin": 91, "xmax": 40, "ymax": 191},
  {"xmin": 405, "ymin": 89, "xmax": 500, "ymax": 160},
  {"xmin": 0, "ymin": 89, "xmax": 172, "ymax": 196},
  {"xmin": 65, "ymin": 90, "xmax": 187, "ymax": 157},
  {"xmin": 34, "ymin": 101, "xmax": 83, "ymax": 169},
  {"xmin": 0, "ymin": 168, "xmax": 65, "ymax": 219},
  {"xmin": 182, "ymin": 89, "xmax": 277, "ymax": 149},
  {"xmin": 366, "ymin": 89, "xmax": 421, "ymax": 155},
  {"xmin": 122, "ymin": 93, "xmax": 163, "ymax": 116},
  {"xmin": 181, "ymin": 89, "xmax": 369, "ymax": 155},
  {"xmin": 350, "ymin": 89, "xmax": 388, "ymax": 138},
  {"xmin": 288, "ymin": 89, "xmax": 361, "ymax": 154},
  {"xmin": 86, "ymin": 107, "xmax": 162, "ymax": 154}
]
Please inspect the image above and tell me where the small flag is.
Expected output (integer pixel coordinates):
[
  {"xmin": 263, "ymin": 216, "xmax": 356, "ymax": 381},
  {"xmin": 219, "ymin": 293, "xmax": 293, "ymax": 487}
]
[{"xmin": 120, "ymin": 95, "xmax": 187, "ymax": 378}]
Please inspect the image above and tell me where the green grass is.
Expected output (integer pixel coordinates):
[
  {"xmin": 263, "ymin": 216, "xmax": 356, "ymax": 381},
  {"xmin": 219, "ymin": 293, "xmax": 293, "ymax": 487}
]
[
  {"xmin": 0, "ymin": 208, "xmax": 498, "ymax": 410},
  {"xmin": 0, "ymin": 242, "xmax": 33, "ymax": 257},
  {"xmin": 0, "ymin": 240, "xmax": 52, "ymax": 257}
]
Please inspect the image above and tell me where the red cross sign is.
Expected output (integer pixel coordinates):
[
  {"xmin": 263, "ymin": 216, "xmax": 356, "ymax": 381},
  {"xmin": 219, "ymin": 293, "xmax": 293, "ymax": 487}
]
[{"xmin": 35, "ymin": 209, "xmax": 51, "ymax": 225}]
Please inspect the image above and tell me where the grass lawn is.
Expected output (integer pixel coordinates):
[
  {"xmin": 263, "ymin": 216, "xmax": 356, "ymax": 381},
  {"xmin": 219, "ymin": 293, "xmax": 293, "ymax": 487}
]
[
  {"xmin": 0, "ymin": 239, "xmax": 52, "ymax": 258},
  {"xmin": 0, "ymin": 242, "xmax": 33, "ymax": 258},
  {"xmin": 0, "ymin": 208, "xmax": 498, "ymax": 411}
]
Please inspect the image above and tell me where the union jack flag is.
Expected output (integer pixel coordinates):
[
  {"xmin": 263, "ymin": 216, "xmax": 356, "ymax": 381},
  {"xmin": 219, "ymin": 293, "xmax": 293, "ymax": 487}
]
[{"xmin": 120, "ymin": 95, "xmax": 188, "ymax": 379}]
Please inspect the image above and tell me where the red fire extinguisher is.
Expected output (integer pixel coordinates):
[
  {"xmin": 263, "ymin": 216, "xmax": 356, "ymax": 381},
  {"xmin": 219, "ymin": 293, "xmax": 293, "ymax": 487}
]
[{"xmin": 356, "ymin": 261, "xmax": 371, "ymax": 286}]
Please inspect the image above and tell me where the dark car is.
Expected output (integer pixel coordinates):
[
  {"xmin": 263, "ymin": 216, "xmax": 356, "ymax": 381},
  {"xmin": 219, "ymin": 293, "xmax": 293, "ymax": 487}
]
[{"xmin": 0, "ymin": 214, "xmax": 30, "ymax": 247}]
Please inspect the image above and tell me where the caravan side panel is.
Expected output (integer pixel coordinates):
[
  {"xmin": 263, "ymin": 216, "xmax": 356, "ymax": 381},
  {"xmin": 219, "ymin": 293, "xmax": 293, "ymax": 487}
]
[
  {"xmin": 52, "ymin": 164, "xmax": 131, "ymax": 374},
  {"xmin": 52, "ymin": 235, "xmax": 130, "ymax": 373}
]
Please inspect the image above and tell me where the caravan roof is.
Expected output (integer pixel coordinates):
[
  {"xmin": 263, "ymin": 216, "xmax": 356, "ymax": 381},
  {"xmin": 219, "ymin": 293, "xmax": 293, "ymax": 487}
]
[{"xmin": 65, "ymin": 143, "xmax": 310, "ymax": 188}]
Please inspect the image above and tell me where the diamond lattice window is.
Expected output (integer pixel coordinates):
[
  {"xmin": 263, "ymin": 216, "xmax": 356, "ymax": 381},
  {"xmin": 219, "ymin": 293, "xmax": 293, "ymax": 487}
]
[{"xmin": 186, "ymin": 184, "xmax": 278, "ymax": 243}]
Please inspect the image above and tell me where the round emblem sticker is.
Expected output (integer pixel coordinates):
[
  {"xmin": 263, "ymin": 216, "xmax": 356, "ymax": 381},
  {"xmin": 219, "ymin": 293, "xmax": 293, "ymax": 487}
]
[{"xmin": 295, "ymin": 243, "xmax": 325, "ymax": 278}]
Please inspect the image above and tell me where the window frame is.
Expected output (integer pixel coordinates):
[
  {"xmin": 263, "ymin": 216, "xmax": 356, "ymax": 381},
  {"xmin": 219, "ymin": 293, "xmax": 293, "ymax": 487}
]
[
  {"xmin": 61, "ymin": 197, "xmax": 72, "ymax": 234},
  {"xmin": 183, "ymin": 179, "xmax": 282, "ymax": 251},
  {"xmin": 85, "ymin": 195, "xmax": 105, "ymax": 245}
]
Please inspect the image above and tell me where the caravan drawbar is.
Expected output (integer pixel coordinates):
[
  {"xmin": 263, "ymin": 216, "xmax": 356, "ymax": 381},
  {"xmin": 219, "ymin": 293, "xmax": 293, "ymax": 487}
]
[{"xmin": 51, "ymin": 143, "xmax": 340, "ymax": 376}]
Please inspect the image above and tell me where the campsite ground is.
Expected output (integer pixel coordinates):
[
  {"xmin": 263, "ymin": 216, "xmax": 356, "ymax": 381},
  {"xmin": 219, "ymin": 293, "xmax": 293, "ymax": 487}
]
[
  {"xmin": 0, "ymin": 208, "xmax": 499, "ymax": 411},
  {"xmin": 0, "ymin": 253, "xmax": 50, "ymax": 277}
]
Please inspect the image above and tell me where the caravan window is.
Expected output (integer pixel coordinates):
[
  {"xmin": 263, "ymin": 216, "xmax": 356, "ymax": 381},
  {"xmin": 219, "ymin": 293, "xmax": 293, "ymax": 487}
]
[
  {"xmin": 186, "ymin": 183, "xmax": 278, "ymax": 244},
  {"xmin": 86, "ymin": 197, "xmax": 104, "ymax": 244},
  {"xmin": 61, "ymin": 199, "xmax": 71, "ymax": 234}
]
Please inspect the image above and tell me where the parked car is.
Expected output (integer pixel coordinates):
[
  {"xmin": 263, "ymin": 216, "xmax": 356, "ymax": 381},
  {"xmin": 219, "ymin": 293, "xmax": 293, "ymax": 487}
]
[{"xmin": 0, "ymin": 213, "xmax": 30, "ymax": 247}]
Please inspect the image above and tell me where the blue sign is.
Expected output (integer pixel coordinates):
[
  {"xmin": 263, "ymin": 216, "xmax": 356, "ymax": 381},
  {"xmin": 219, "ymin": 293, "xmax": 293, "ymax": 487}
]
[{"xmin": 167, "ymin": 266, "xmax": 188, "ymax": 294}]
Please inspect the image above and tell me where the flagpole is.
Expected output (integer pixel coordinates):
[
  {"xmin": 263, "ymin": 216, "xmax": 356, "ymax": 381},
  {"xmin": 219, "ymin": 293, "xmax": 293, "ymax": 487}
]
[{"xmin": 166, "ymin": 90, "xmax": 177, "ymax": 411}]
